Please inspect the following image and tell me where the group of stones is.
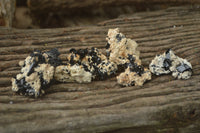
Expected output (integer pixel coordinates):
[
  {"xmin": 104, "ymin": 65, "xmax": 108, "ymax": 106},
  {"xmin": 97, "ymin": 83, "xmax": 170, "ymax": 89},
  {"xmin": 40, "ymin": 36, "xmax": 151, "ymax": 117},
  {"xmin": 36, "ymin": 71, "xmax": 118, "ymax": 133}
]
[{"xmin": 11, "ymin": 28, "xmax": 192, "ymax": 98}]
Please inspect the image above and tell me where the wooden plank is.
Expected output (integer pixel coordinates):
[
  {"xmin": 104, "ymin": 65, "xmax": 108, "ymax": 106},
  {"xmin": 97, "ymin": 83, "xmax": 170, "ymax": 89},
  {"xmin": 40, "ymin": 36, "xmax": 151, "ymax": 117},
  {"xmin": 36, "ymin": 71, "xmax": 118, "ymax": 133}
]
[
  {"xmin": 27, "ymin": 0, "xmax": 200, "ymax": 12},
  {"xmin": 0, "ymin": 0, "xmax": 15, "ymax": 27},
  {"xmin": 0, "ymin": 6, "xmax": 200, "ymax": 133}
]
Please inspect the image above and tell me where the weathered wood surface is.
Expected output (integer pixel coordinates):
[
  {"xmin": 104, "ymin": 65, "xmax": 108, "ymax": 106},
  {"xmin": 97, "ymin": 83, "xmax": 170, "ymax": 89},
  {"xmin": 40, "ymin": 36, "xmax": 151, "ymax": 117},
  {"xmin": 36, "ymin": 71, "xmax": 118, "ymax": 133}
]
[
  {"xmin": 27, "ymin": 0, "xmax": 200, "ymax": 12},
  {"xmin": 0, "ymin": 0, "xmax": 15, "ymax": 27},
  {"xmin": 0, "ymin": 6, "xmax": 200, "ymax": 133}
]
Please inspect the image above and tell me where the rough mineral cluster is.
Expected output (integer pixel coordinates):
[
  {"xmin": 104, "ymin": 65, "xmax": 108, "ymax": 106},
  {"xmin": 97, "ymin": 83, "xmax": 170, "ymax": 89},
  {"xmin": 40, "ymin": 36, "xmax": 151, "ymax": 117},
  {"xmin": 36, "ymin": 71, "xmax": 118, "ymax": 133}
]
[
  {"xmin": 14, "ymin": 28, "xmax": 192, "ymax": 98},
  {"xmin": 149, "ymin": 49, "xmax": 192, "ymax": 79},
  {"xmin": 11, "ymin": 49, "xmax": 61, "ymax": 97},
  {"xmin": 106, "ymin": 28, "xmax": 151, "ymax": 86},
  {"xmin": 55, "ymin": 47, "xmax": 118, "ymax": 82}
]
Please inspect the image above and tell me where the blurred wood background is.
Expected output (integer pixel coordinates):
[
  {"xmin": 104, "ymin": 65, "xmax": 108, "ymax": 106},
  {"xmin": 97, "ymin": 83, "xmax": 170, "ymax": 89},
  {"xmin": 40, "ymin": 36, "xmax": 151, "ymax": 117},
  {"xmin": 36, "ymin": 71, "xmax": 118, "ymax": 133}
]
[{"xmin": 0, "ymin": 0, "xmax": 200, "ymax": 133}]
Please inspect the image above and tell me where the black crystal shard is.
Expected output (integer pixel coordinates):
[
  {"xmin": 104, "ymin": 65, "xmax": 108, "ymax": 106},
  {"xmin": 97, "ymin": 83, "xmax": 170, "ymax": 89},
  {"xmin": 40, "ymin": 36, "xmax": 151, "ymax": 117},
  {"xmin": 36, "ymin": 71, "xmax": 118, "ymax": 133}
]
[
  {"xmin": 131, "ymin": 81, "xmax": 135, "ymax": 86},
  {"xmin": 82, "ymin": 63, "xmax": 90, "ymax": 72},
  {"xmin": 91, "ymin": 56, "xmax": 101, "ymax": 65},
  {"xmin": 128, "ymin": 63, "xmax": 144, "ymax": 76},
  {"xmin": 127, "ymin": 54, "xmax": 135, "ymax": 64},
  {"xmin": 69, "ymin": 54, "xmax": 75, "ymax": 65},
  {"xmin": 106, "ymin": 51, "xmax": 110, "ymax": 58},
  {"xmin": 15, "ymin": 77, "xmax": 35, "ymax": 96},
  {"xmin": 105, "ymin": 42, "xmax": 110, "ymax": 49},
  {"xmin": 39, "ymin": 73, "xmax": 46, "ymax": 86},
  {"xmin": 46, "ymin": 48, "xmax": 60, "ymax": 58},
  {"xmin": 88, "ymin": 57, "xmax": 91, "ymax": 62},
  {"xmin": 27, "ymin": 61, "xmax": 37, "ymax": 76},
  {"xmin": 69, "ymin": 48, "xmax": 77, "ymax": 53},
  {"xmin": 165, "ymin": 49, "xmax": 171, "ymax": 60},
  {"xmin": 116, "ymin": 33, "xmax": 124, "ymax": 42},
  {"xmin": 30, "ymin": 50, "xmax": 46, "ymax": 64},
  {"xmin": 176, "ymin": 63, "xmax": 192, "ymax": 73},
  {"xmin": 163, "ymin": 58, "xmax": 171, "ymax": 70},
  {"xmin": 77, "ymin": 49, "xmax": 88, "ymax": 60},
  {"xmin": 89, "ymin": 47, "xmax": 97, "ymax": 56},
  {"xmin": 45, "ymin": 48, "xmax": 62, "ymax": 66}
]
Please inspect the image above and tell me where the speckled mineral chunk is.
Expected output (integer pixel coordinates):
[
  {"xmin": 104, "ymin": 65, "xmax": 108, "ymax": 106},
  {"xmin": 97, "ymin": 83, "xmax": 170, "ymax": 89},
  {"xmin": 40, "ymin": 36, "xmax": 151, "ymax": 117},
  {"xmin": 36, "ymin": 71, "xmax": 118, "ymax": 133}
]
[
  {"xmin": 106, "ymin": 28, "xmax": 151, "ymax": 86},
  {"xmin": 117, "ymin": 62, "xmax": 151, "ymax": 86},
  {"xmin": 54, "ymin": 64, "xmax": 92, "ymax": 83},
  {"xmin": 149, "ymin": 49, "xmax": 192, "ymax": 79},
  {"xmin": 106, "ymin": 28, "xmax": 141, "ymax": 66},
  {"xmin": 65, "ymin": 47, "xmax": 117, "ymax": 80},
  {"xmin": 11, "ymin": 49, "xmax": 61, "ymax": 97}
]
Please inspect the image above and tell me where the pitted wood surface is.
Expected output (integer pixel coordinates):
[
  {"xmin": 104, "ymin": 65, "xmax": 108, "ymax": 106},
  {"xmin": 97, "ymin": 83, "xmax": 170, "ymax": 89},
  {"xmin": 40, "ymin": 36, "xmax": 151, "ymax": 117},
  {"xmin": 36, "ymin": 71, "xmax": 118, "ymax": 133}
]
[{"xmin": 0, "ymin": 6, "xmax": 200, "ymax": 133}]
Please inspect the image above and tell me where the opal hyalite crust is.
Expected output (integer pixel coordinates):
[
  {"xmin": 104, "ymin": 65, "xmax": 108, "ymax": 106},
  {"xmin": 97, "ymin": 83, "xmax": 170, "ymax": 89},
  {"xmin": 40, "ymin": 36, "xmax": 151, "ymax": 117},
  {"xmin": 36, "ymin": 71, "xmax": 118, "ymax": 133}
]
[{"xmin": 149, "ymin": 49, "xmax": 192, "ymax": 79}]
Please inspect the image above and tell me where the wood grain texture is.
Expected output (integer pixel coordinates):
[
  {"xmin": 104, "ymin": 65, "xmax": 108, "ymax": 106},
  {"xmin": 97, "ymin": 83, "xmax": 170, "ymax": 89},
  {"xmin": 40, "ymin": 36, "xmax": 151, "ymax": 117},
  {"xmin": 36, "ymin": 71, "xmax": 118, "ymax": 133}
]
[
  {"xmin": 0, "ymin": 6, "xmax": 200, "ymax": 133},
  {"xmin": 27, "ymin": 0, "xmax": 200, "ymax": 12},
  {"xmin": 0, "ymin": 0, "xmax": 16, "ymax": 27}
]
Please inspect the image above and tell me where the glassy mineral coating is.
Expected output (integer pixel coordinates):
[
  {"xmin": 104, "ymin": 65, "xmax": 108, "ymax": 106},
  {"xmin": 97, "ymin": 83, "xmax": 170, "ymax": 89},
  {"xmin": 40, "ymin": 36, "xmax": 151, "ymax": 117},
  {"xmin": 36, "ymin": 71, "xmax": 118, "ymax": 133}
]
[
  {"xmin": 149, "ymin": 49, "xmax": 192, "ymax": 79},
  {"xmin": 11, "ymin": 49, "xmax": 61, "ymax": 97}
]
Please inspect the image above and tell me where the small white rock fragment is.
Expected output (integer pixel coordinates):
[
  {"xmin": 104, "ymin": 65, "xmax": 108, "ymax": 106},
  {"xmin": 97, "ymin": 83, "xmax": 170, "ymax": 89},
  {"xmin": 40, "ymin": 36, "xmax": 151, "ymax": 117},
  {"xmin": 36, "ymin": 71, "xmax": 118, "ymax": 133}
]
[{"xmin": 149, "ymin": 49, "xmax": 192, "ymax": 79}]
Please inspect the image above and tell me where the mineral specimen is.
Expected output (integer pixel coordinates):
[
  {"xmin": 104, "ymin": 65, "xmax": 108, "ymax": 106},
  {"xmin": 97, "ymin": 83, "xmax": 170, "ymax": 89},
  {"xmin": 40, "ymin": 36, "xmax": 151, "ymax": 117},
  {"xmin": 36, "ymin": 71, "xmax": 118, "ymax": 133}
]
[
  {"xmin": 11, "ymin": 49, "xmax": 61, "ymax": 97},
  {"xmin": 106, "ymin": 28, "xmax": 141, "ymax": 66},
  {"xmin": 117, "ymin": 60, "xmax": 151, "ymax": 86},
  {"xmin": 65, "ymin": 47, "xmax": 117, "ymax": 80},
  {"xmin": 106, "ymin": 28, "xmax": 151, "ymax": 86},
  {"xmin": 149, "ymin": 49, "xmax": 192, "ymax": 79}
]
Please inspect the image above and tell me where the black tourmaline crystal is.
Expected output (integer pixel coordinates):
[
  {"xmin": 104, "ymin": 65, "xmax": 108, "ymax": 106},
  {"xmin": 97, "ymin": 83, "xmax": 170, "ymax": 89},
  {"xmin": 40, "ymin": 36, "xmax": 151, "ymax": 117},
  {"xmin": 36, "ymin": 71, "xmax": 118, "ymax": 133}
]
[{"xmin": 176, "ymin": 63, "xmax": 192, "ymax": 73}]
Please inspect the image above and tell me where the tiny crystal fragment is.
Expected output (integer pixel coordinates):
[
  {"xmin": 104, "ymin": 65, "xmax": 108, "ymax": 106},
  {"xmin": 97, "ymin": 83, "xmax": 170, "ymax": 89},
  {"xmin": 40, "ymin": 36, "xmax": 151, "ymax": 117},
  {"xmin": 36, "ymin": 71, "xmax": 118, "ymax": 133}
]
[
  {"xmin": 11, "ymin": 49, "xmax": 61, "ymax": 97},
  {"xmin": 149, "ymin": 49, "xmax": 192, "ymax": 79}
]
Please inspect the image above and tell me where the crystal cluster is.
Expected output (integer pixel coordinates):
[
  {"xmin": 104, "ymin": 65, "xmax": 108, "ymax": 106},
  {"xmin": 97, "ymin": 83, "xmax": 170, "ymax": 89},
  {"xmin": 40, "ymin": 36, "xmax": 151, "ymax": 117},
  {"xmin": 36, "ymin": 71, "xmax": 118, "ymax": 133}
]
[
  {"xmin": 11, "ymin": 49, "xmax": 61, "ymax": 97},
  {"xmin": 149, "ymin": 49, "xmax": 192, "ymax": 79},
  {"xmin": 106, "ymin": 28, "xmax": 151, "ymax": 86}
]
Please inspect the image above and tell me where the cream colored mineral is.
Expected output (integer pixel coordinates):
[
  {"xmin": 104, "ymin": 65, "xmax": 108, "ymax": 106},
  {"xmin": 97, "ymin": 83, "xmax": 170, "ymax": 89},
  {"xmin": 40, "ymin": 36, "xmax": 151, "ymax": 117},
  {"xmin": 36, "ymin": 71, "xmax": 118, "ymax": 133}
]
[
  {"xmin": 117, "ymin": 67, "xmax": 151, "ymax": 86},
  {"xmin": 54, "ymin": 64, "xmax": 92, "ymax": 83},
  {"xmin": 106, "ymin": 28, "xmax": 141, "ymax": 65}
]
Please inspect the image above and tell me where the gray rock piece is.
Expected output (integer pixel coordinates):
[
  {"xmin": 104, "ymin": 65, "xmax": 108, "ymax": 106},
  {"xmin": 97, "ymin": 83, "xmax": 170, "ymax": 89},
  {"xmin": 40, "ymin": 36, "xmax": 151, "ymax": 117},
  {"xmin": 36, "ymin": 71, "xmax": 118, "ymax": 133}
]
[{"xmin": 149, "ymin": 49, "xmax": 192, "ymax": 79}]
